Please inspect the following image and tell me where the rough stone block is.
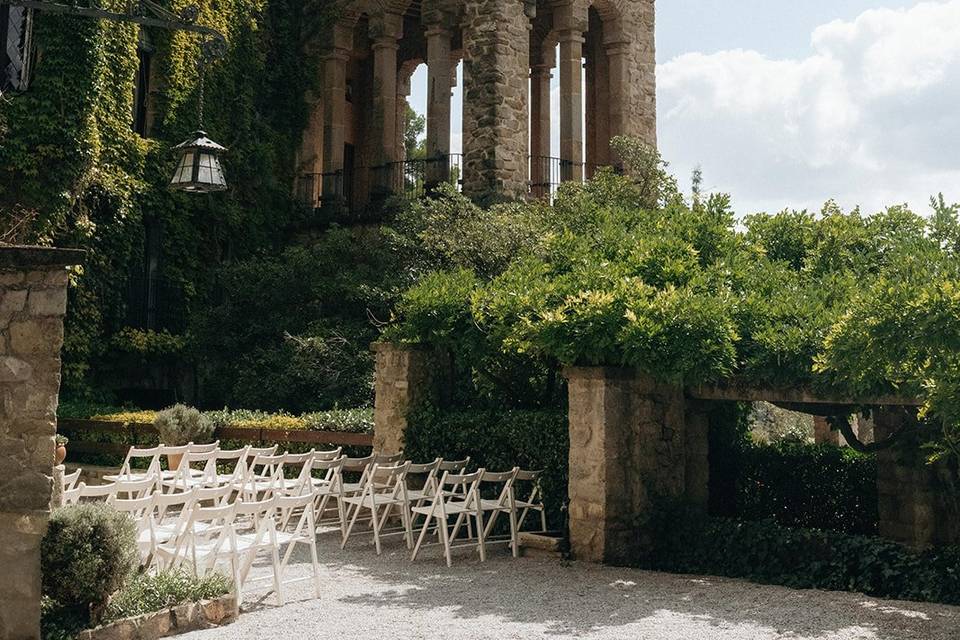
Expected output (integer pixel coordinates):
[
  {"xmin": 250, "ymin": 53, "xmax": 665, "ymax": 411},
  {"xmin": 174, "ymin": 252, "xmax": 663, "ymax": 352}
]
[
  {"xmin": 0, "ymin": 356, "xmax": 32, "ymax": 383},
  {"xmin": 9, "ymin": 317, "xmax": 64, "ymax": 355},
  {"xmin": 28, "ymin": 287, "xmax": 67, "ymax": 316}
]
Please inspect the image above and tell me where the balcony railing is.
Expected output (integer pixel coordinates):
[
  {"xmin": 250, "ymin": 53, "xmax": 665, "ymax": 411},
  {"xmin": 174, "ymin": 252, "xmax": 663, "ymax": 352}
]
[{"xmin": 298, "ymin": 153, "xmax": 463, "ymax": 210}]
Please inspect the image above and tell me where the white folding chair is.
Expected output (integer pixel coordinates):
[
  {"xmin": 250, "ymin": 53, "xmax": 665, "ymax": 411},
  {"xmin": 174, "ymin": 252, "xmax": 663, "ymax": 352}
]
[
  {"xmin": 62, "ymin": 468, "xmax": 82, "ymax": 491},
  {"xmin": 149, "ymin": 488, "xmax": 200, "ymax": 557},
  {"xmin": 154, "ymin": 500, "xmax": 241, "ymax": 593},
  {"xmin": 165, "ymin": 449, "xmax": 221, "ymax": 492},
  {"xmin": 158, "ymin": 444, "xmax": 192, "ymax": 481},
  {"xmin": 104, "ymin": 445, "xmax": 163, "ymax": 482},
  {"xmin": 313, "ymin": 447, "xmax": 342, "ymax": 462},
  {"xmin": 342, "ymin": 461, "xmax": 413, "ymax": 555},
  {"xmin": 411, "ymin": 469, "xmax": 485, "ymax": 567},
  {"xmin": 79, "ymin": 476, "xmax": 155, "ymax": 502},
  {"xmin": 311, "ymin": 456, "xmax": 348, "ymax": 538},
  {"xmin": 242, "ymin": 452, "xmax": 287, "ymax": 499},
  {"xmin": 275, "ymin": 450, "xmax": 317, "ymax": 496},
  {"xmin": 514, "ymin": 469, "xmax": 547, "ymax": 532},
  {"xmin": 232, "ymin": 496, "xmax": 283, "ymax": 606},
  {"xmin": 109, "ymin": 493, "xmax": 156, "ymax": 562},
  {"xmin": 374, "ymin": 451, "xmax": 404, "ymax": 465},
  {"xmin": 212, "ymin": 446, "xmax": 252, "ymax": 487},
  {"xmin": 275, "ymin": 492, "xmax": 322, "ymax": 603},
  {"xmin": 478, "ymin": 468, "xmax": 521, "ymax": 558}
]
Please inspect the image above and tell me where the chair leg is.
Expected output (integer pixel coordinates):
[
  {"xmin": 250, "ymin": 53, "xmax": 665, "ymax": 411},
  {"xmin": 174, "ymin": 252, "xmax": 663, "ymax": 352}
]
[
  {"xmin": 439, "ymin": 515, "xmax": 453, "ymax": 567},
  {"xmin": 271, "ymin": 539, "xmax": 284, "ymax": 606},
  {"xmin": 341, "ymin": 497, "xmax": 364, "ymax": 549},
  {"xmin": 475, "ymin": 509, "xmax": 486, "ymax": 563},
  {"xmin": 509, "ymin": 506, "xmax": 520, "ymax": 558},
  {"xmin": 411, "ymin": 514, "xmax": 433, "ymax": 561},
  {"xmin": 370, "ymin": 503, "xmax": 383, "ymax": 555}
]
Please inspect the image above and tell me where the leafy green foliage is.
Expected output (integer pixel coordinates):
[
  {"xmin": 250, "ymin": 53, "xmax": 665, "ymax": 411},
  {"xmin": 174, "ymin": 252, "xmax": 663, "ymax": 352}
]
[
  {"xmin": 41, "ymin": 504, "xmax": 138, "ymax": 624},
  {"xmin": 387, "ymin": 144, "xmax": 960, "ymax": 466},
  {"xmin": 103, "ymin": 570, "xmax": 230, "ymax": 623},
  {"xmin": 645, "ymin": 503, "xmax": 960, "ymax": 605},
  {"xmin": 191, "ymin": 229, "xmax": 401, "ymax": 411},
  {"xmin": 404, "ymin": 405, "xmax": 568, "ymax": 529}
]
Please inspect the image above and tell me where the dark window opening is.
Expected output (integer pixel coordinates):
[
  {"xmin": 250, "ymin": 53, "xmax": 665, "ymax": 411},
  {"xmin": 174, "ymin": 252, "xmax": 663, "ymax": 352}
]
[
  {"xmin": 133, "ymin": 35, "xmax": 152, "ymax": 135},
  {"xmin": 1, "ymin": 6, "xmax": 32, "ymax": 92}
]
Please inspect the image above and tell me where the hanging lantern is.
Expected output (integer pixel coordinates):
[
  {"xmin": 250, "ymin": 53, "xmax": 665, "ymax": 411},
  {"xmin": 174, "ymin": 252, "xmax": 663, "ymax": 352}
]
[{"xmin": 170, "ymin": 131, "xmax": 228, "ymax": 192}]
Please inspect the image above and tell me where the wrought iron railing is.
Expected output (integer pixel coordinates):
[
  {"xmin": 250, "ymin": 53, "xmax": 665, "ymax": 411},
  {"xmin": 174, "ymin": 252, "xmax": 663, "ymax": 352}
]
[
  {"xmin": 528, "ymin": 156, "xmax": 617, "ymax": 201},
  {"xmin": 298, "ymin": 153, "xmax": 463, "ymax": 210}
]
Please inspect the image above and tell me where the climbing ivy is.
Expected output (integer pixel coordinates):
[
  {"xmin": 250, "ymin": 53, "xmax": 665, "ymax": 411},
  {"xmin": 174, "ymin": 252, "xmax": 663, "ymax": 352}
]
[{"xmin": 0, "ymin": 0, "xmax": 335, "ymax": 396}]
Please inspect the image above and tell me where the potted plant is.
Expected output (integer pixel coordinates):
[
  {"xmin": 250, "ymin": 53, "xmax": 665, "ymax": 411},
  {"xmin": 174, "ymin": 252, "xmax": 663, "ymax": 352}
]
[
  {"xmin": 55, "ymin": 434, "xmax": 69, "ymax": 465},
  {"xmin": 154, "ymin": 404, "xmax": 214, "ymax": 470}
]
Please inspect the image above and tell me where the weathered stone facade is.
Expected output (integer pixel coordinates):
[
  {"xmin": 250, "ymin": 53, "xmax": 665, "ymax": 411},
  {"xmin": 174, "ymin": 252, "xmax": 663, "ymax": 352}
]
[
  {"xmin": 564, "ymin": 368, "xmax": 706, "ymax": 564},
  {"xmin": 0, "ymin": 245, "xmax": 82, "ymax": 640},
  {"xmin": 371, "ymin": 342, "xmax": 449, "ymax": 454},
  {"xmin": 301, "ymin": 0, "xmax": 657, "ymax": 206}
]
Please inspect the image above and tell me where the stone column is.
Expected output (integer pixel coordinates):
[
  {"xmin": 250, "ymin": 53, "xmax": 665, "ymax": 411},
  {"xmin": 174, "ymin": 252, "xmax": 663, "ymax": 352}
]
[
  {"xmin": 875, "ymin": 407, "xmax": 959, "ymax": 548},
  {"xmin": 586, "ymin": 39, "xmax": 611, "ymax": 172},
  {"xmin": 297, "ymin": 90, "xmax": 324, "ymax": 206},
  {"xmin": 372, "ymin": 38, "xmax": 400, "ymax": 165},
  {"xmin": 558, "ymin": 28, "xmax": 584, "ymax": 183},
  {"xmin": 0, "ymin": 245, "xmax": 83, "ymax": 639},
  {"xmin": 371, "ymin": 343, "xmax": 450, "ymax": 454},
  {"xmin": 320, "ymin": 29, "xmax": 351, "ymax": 202},
  {"xmin": 604, "ymin": 40, "xmax": 630, "ymax": 146},
  {"xmin": 529, "ymin": 63, "xmax": 552, "ymax": 199},
  {"xmin": 565, "ymin": 368, "xmax": 696, "ymax": 564},
  {"xmin": 460, "ymin": 0, "xmax": 531, "ymax": 201},
  {"xmin": 425, "ymin": 25, "xmax": 453, "ymax": 187}
]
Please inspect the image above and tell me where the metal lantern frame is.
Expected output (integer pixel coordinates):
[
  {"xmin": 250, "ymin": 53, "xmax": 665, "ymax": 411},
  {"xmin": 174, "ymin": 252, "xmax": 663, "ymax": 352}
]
[{"xmin": 169, "ymin": 131, "xmax": 228, "ymax": 192}]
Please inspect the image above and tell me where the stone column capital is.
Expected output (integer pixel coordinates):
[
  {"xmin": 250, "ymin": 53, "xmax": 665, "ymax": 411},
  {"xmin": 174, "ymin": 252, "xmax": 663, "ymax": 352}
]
[
  {"xmin": 530, "ymin": 64, "xmax": 553, "ymax": 79},
  {"xmin": 424, "ymin": 24, "xmax": 452, "ymax": 40},
  {"xmin": 604, "ymin": 39, "xmax": 632, "ymax": 56},
  {"xmin": 371, "ymin": 36, "xmax": 400, "ymax": 52},
  {"xmin": 556, "ymin": 28, "xmax": 585, "ymax": 45},
  {"xmin": 321, "ymin": 48, "xmax": 351, "ymax": 63}
]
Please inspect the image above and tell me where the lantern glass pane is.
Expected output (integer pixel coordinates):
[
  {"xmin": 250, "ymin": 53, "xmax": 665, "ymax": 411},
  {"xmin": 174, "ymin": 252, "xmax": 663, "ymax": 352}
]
[
  {"xmin": 171, "ymin": 151, "xmax": 194, "ymax": 184},
  {"xmin": 197, "ymin": 152, "xmax": 213, "ymax": 184}
]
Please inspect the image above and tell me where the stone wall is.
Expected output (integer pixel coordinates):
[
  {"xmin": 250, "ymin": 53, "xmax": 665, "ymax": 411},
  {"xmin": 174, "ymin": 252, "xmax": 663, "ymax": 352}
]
[
  {"xmin": 0, "ymin": 245, "xmax": 82, "ymax": 640},
  {"xmin": 565, "ymin": 367, "xmax": 704, "ymax": 564},
  {"xmin": 371, "ymin": 342, "xmax": 449, "ymax": 454},
  {"xmin": 875, "ymin": 407, "xmax": 959, "ymax": 548}
]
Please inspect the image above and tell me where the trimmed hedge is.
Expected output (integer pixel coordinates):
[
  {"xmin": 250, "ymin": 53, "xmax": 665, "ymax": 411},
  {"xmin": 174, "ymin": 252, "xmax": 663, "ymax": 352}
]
[
  {"xmin": 644, "ymin": 503, "xmax": 960, "ymax": 605},
  {"xmin": 735, "ymin": 441, "xmax": 878, "ymax": 535},
  {"xmin": 404, "ymin": 405, "xmax": 568, "ymax": 529}
]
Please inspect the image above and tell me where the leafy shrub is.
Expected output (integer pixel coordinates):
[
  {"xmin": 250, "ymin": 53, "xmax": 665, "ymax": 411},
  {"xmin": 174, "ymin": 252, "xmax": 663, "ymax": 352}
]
[
  {"xmin": 404, "ymin": 405, "xmax": 568, "ymax": 528},
  {"xmin": 644, "ymin": 502, "xmax": 960, "ymax": 605},
  {"xmin": 154, "ymin": 404, "xmax": 214, "ymax": 445},
  {"xmin": 41, "ymin": 504, "xmax": 138, "ymax": 623},
  {"xmin": 103, "ymin": 570, "xmax": 230, "ymax": 623},
  {"xmin": 90, "ymin": 410, "xmax": 158, "ymax": 424}
]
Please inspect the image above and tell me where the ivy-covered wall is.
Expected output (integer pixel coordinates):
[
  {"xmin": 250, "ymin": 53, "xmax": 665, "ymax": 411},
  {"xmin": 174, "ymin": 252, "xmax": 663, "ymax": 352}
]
[{"xmin": 0, "ymin": 0, "xmax": 334, "ymax": 400}]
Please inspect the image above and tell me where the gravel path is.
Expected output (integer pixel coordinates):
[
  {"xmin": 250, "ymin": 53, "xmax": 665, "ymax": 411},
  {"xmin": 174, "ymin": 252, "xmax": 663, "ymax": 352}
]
[{"xmin": 181, "ymin": 532, "xmax": 960, "ymax": 640}]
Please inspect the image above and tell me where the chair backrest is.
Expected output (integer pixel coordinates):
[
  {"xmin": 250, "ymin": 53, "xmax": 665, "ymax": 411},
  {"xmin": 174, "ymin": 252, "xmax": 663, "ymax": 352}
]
[
  {"xmin": 167, "ymin": 449, "xmax": 220, "ymax": 490},
  {"xmin": 214, "ymin": 446, "xmax": 252, "ymax": 485},
  {"xmin": 405, "ymin": 458, "xmax": 442, "ymax": 493},
  {"xmin": 188, "ymin": 441, "xmax": 220, "ymax": 453},
  {"xmin": 117, "ymin": 445, "xmax": 163, "ymax": 479},
  {"xmin": 160, "ymin": 444, "xmax": 190, "ymax": 470},
  {"xmin": 365, "ymin": 461, "xmax": 411, "ymax": 501},
  {"xmin": 112, "ymin": 476, "xmax": 159, "ymax": 500},
  {"xmin": 342, "ymin": 453, "xmax": 374, "ymax": 473},
  {"xmin": 246, "ymin": 445, "xmax": 279, "ymax": 458},
  {"xmin": 109, "ymin": 493, "xmax": 155, "ymax": 519},
  {"xmin": 437, "ymin": 469, "xmax": 484, "ymax": 507},
  {"xmin": 78, "ymin": 482, "xmax": 119, "ymax": 501},
  {"xmin": 283, "ymin": 450, "xmax": 317, "ymax": 495},
  {"xmin": 196, "ymin": 482, "xmax": 235, "ymax": 506},
  {"xmin": 276, "ymin": 492, "xmax": 316, "ymax": 536},
  {"xmin": 438, "ymin": 456, "xmax": 470, "ymax": 472},
  {"xmin": 439, "ymin": 468, "xmax": 484, "ymax": 488},
  {"xmin": 515, "ymin": 469, "xmax": 544, "ymax": 501},
  {"xmin": 152, "ymin": 487, "xmax": 198, "ymax": 525},
  {"xmin": 62, "ymin": 468, "xmax": 82, "ymax": 490},
  {"xmin": 313, "ymin": 447, "xmax": 342, "ymax": 462},
  {"xmin": 481, "ymin": 467, "xmax": 520, "ymax": 508},
  {"xmin": 374, "ymin": 451, "xmax": 404, "ymax": 464}
]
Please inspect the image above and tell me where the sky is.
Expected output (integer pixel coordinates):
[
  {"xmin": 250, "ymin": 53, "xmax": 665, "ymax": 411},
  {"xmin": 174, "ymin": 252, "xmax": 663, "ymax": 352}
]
[{"xmin": 409, "ymin": 0, "xmax": 960, "ymax": 215}]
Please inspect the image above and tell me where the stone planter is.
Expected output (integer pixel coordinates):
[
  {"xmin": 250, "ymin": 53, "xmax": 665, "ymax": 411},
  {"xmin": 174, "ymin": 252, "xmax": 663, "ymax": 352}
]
[
  {"xmin": 76, "ymin": 595, "xmax": 236, "ymax": 640},
  {"xmin": 519, "ymin": 531, "xmax": 567, "ymax": 560}
]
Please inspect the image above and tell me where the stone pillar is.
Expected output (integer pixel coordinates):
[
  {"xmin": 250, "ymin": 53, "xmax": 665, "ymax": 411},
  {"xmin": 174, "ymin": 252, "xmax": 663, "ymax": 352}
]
[
  {"xmin": 320, "ymin": 26, "xmax": 352, "ymax": 202},
  {"xmin": 605, "ymin": 40, "xmax": 630, "ymax": 146},
  {"xmin": 875, "ymin": 407, "xmax": 959, "ymax": 548},
  {"xmin": 528, "ymin": 62, "xmax": 552, "ymax": 199},
  {"xmin": 371, "ymin": 343, "xmax": 450, "ymax": 454},
  {"xmin": 460, "ymin": 0, "xmax": 531, "ymax": 201},
  {"xmin": 565, "ymin": 368, "xmax": 701, "ymax": 564},
  {"xmin": 297, "ymin": 90, "xmax": 325, "ymax": 206},
  {"xmin": 558, "ymin": 28, "xmax": 584, "ymax": 183},
  {"xmin": 425, "ymin": 25, "xmax": 453, "ymax": 187},
  {"xmin": 586, "ymin": 39, "xmax": 610, "ymax": 172},
  {"xmin": 0, "ymin": 245, "xmax": 83, "ymax": 640},
  {"xmin": 372, "ymin": 36, "xmax": 400, "ymax": 166}
]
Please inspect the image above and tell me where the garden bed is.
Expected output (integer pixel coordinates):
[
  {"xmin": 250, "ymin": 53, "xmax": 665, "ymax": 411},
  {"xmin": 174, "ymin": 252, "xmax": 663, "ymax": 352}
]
[{"xmin": 76, "ymin": 595, "xmax": 236, "ymax": 640}]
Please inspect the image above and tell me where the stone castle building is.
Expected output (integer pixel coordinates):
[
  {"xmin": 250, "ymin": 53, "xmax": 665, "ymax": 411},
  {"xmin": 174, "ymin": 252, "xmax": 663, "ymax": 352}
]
[{"xmin": 298, "ymin": 0, "xmax": 656, "ymax": 208}]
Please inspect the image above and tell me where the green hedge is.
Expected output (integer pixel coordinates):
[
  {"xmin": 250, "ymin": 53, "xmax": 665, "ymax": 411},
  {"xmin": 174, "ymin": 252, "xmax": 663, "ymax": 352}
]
[
  {"xmin": 644, "ymin": 503, "xmax": 960, "ymax": 605},
  {"xmin": 404, "ymin": 405, "xmax": 568, "ymax": 529},
  {"xmin": 735, "ymin": 441, "xmax": 878, "ymax": 535}
]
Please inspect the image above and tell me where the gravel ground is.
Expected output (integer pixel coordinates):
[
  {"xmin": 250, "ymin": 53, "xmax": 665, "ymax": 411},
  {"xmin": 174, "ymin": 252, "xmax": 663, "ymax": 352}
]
[{"xmin": 181, "ymin": 531, "xmax": 960, "ymax": 640}]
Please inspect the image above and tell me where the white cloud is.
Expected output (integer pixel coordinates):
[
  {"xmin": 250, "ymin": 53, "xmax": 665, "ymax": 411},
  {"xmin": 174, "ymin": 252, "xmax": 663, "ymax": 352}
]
[{"xmin": 657, "ymin": 0, "xmax": 960, "ymax": 215}]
